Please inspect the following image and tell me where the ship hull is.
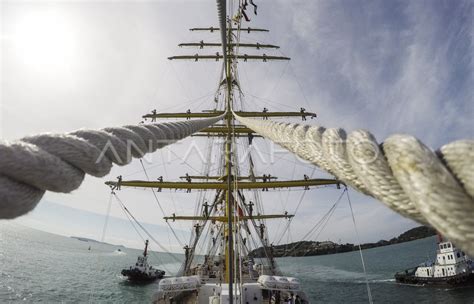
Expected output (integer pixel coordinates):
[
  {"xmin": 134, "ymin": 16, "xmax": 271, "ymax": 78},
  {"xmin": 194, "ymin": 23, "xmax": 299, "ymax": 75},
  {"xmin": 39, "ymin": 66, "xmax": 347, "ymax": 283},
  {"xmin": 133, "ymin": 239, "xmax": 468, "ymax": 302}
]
[{"xmin": 395, "ymin": 271, "xmax": 474, "ymax": 286}]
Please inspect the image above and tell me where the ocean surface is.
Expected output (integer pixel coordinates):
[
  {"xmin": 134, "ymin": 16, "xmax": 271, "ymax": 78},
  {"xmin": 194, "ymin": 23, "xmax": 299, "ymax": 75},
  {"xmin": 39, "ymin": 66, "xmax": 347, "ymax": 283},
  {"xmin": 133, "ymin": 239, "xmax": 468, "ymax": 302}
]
[{"xmin": 1, "ymin": 223, "xmax": 473, "ymax": 303}]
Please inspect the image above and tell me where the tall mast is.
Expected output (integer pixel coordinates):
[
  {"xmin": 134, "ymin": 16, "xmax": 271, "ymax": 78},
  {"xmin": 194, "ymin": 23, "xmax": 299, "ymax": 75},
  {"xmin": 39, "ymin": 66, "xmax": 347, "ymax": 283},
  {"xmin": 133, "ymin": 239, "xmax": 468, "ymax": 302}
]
[
  {"xmin": 105, "ymin": 2, "xmax": 341, "ymax": 300},
  {"xmin": 224, "ymin": 18, "xmax": 234, "ymax": 293}
]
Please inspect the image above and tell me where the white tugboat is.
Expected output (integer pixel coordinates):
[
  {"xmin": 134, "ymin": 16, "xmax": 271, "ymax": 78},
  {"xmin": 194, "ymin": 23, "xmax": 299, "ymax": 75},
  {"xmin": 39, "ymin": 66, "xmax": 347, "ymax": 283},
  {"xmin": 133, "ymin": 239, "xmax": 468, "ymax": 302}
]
[
  {"xmin": 121, "ymin": 240, "xmax": 165, "ymax": 282},
  {"xmin": 395, "ymin": 238, "xmax": 474, "ymax": 286}
]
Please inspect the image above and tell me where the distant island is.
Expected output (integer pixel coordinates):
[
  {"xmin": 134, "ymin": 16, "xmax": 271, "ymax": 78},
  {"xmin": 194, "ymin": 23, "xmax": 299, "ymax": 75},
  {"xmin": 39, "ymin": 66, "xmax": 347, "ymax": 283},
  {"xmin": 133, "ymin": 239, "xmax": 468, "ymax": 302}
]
[
  {"xmin": 70, "ymin": 236, "xmax": 125, "ymax": 248},
  {"xmin": 250, "ymin": 226, "xmax": 436, "ymax": 258}
]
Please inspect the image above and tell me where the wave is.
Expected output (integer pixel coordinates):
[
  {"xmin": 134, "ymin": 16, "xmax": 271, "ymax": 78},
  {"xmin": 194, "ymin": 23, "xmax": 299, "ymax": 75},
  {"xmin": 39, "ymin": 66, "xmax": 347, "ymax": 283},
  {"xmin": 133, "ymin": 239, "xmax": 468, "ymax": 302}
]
[
  {"xmin": 284, "ymin": 264, "xmax": 398, "ymax": 284},
  {"xmin": 294, "ymin": 265, "xmax": 377, "ymax": 282},
  {"xmin": 353, "ymin": 278, "xmax": 396, "ymax": 284},
  {"xmin": 371, "ymin": 278, "xmax": 395, "ymax": 283}
]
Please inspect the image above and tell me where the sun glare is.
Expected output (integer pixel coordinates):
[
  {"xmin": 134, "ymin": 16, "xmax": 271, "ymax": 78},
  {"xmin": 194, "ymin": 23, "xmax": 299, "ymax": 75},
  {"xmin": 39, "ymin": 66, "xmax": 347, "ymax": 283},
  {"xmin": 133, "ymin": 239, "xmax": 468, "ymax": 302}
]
[{"xmin": 11, "ymin": 10, "xmax": 78, "ymax": 71}]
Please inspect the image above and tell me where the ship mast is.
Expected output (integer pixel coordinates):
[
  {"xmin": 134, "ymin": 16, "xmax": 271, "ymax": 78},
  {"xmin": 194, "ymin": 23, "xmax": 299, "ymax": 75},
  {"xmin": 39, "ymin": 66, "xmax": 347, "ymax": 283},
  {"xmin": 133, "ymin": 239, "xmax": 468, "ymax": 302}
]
[
  {"xmin": 106, "ymin": 2, "xmax": 341, "ymax": 298},
  {"xmin": 143, "ymin": 239, "xmax": 149, "ymax": 257},
  {"xmin": 224, "ymin": 17, "xmax": 234, "ymax": 291}
]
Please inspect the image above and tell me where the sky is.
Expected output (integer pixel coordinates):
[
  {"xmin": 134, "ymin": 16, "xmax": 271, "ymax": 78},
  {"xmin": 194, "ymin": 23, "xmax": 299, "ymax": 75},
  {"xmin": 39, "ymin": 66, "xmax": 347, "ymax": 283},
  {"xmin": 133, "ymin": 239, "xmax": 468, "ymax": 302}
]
[{"xmin": 1, "ymin": 0, "xmax": 472, "ymax": 252}]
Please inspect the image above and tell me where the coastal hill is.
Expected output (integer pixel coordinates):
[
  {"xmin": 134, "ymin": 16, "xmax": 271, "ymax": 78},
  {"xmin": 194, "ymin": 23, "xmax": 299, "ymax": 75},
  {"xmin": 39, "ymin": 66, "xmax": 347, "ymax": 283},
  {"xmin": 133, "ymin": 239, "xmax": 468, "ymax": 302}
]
[{"xmin": 250, "ymin": 226, "xmax": 436, "ymax": 258}]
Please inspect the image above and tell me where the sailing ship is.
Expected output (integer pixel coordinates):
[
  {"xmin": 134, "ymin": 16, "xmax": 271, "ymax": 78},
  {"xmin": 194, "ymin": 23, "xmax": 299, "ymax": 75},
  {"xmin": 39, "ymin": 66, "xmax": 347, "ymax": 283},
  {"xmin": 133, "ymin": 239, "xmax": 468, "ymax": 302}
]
[
  {"xmin": 121, "ymin": 240, "xmax": 166, "ymax": 282},
  {"xmin": 107, "ymin": 2, "xmax": 341, "ymax": 303},
  {"xmin": 395, "ymin": 239, "xmax": 474, "ymax": 286}
]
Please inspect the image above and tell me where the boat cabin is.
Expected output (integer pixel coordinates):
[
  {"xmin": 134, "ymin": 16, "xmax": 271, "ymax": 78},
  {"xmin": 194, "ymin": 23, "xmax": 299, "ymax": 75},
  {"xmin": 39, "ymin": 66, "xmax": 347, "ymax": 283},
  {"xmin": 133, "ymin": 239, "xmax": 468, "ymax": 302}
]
[{"xmin": 415, "ymin": 241, "xmax": 471, "ymax": 278}]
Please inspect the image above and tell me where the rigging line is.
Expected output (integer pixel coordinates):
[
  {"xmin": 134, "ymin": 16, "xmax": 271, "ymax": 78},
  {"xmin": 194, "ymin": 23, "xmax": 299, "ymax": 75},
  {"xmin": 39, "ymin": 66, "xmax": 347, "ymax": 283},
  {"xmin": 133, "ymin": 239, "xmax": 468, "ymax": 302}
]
[
  {"xmin": 236, "ymin": 141, "xmax": 330, "ymax": 173},
  {"xmin": 189, "ymin": 97, "xmax": 214, "ymax": 113},
  {"xmin": 285, "ymin": 154, "xmax": 300, "ymax": 204},
  {"xmin": 283, "ymin": 205, "xmax": 334, "ymax": 257},
  {"xmin": 230, "ymin": 115, "xmax": 243, "ymax": 284},
  {"xmin": 275, "ymin": 218, "xmax": 291, "ymax": 246},
  {"xmin": 216, "ymin": 58, "xmax": 225, "ymax": 96},
  {"xmin": 168, "ymin": 61, "xmax": 192, "ymax": 100},
  {"xmin": 301, "ymin": 201, "xmax": 340, "ymax": 257},
  {"xmin": 192, "ymin": 191, "xmax": 221, "ymax": 256},
  {"xmin": 287, "ymin": 62, "xmax": 313, "ymax": 113},
  {"xmin": 240, "ymin": 60, "xmax": 255, "ymax": 98},
  {"xmin": 209, "ymin": 223, "xmax": 224, "ymax": 257},
  {"xmin": 247, "ymin": 213, "xmax": 274, "ymax": 266},
  {"xmin": 287, "ymin": 223, "xmax": 292, "ymax": 245},
  {"xmin": 282, "ymin": 189, "xmax": 345, "ymax": 257},
  {"xmin": 196, "ymin": 219, "xmax": 211, "ymax": 255},
  {"xmin": 100, "ymin": 193, "xmax": 113, "ymax": 243},
  {"xmin": 186, "ymin": 221, "xmax": 204, "ymax": 271},
  {"xmin": 247, "ymin": 227, "xmax": 273, "ymax": 271},
  {"xmin": 254, "ymin": 147, "xmax": 306, "ymax": 172},
  {"xmin": 160, "ymin": 150, "xmax": 187, "ymax": 241},
  {"xmin": 269, "ymin": 40, "xmax": 313, "ymax": 113},
  {"xmin": 243, "ymin": 92, "xmax": 296, "ymax": 110},
  {"xmin": 113, "ymin": 193, "xmax": 182, "ymax": 264},
  {"xmin": 276, "ymin": 166, "xmax": 317, "ymax": 244},
  {"xmin": 121, "ymin": 156, "xmax": 181, "ymax": 178},
  {"xmin": 139, "ymin": 159, "xmax": 164, "ymax": 215},
  {"xmin": 346, "ymin": 188, "xmax": 374, "ymax": 304},
  {"xmin": 263, "ymin": 61, "xmax": 290, "ymax": 102},
  {"xmin": 115, "ymin": 195, "xmax": 170, "ymax": 273},
  {"xmin": 139, "ymin": 159, "xmax": 185, "ymax": 247},
  {"xmin": 154, "ymin": 91, "xmax": 217, "ymax": 113},
  {"xmin": 233, "ymin": 143, "xmax": 245, "ymax": 284},
  {"xmin": 245, "ymin": 149, "xmax": 263, "ymax": 217},
  {"xmin": 89, "ymin": 192, "xmax": 113, "ymax": 304},
  {"xmin": 301, "ymin": 190, "xmax": 344, "ymax": 241},
  {"xmin": 118, "ymin": 197, "xmax": 146, "ymax": 242},
  {"xmin": 166, "ymin": 147, "xmax": 201, "ymax": 174},
  {"xmin": 237, "ymin": 84, "xmax": 246, "ymax": 111},
  {"xmin": 190, "ymin": 191, "xmax": 218, "ymax": 249},
  {"xmin": 191, "ymin": 136, "xmax": 215, "ymax": 235},
  {"xmin": 286, "ymin": 201, "xmax": 338, "ymax": 258},
  {"xmin": 273, "ymin": 153, "xmax": 299, "ymax": 241}
]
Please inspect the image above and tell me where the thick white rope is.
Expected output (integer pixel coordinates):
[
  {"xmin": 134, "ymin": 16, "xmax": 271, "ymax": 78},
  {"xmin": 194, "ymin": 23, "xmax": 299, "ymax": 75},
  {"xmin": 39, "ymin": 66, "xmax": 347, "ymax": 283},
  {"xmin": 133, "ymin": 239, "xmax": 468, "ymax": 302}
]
[
  {"xmin": 0, "ymin": 115, "xmax": 224, "ymax": 219},
  {"xmin": 234, "ymin": 114, "xmax": 474, "ymax": 255}
]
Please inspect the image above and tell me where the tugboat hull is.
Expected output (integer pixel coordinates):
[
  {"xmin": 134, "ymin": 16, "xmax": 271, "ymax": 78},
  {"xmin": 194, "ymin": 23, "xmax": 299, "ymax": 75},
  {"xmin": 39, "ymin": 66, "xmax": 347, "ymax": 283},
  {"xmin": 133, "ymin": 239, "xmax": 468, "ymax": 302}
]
[
  {"xmin": 395, "ymin": 271, "xmax": 474, "ymax": 286},
  {"xmin": 121, "ymin": 240, "xmax": 165, "ymax": 283},
  {"xmin": 395, "ymin": 240, "xmax": 474, "ymax": 287},
  {"xmin": 121, "ymin": 268, "xmax": 165, "ymax": 282}
]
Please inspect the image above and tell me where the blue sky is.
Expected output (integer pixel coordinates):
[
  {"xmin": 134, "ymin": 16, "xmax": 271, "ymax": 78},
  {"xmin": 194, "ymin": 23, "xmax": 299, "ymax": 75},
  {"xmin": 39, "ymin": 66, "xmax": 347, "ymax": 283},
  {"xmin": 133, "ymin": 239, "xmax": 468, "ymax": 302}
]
[{"xmin": 1, "ymin": 1, "xmax": 472, "ymax": 251}]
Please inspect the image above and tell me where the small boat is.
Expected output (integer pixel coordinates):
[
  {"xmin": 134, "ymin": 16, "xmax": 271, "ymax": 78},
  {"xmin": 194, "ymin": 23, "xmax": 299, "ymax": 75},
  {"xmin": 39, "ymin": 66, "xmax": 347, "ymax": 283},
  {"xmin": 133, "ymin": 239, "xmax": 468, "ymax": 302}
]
[
  {"xmin": 121, "ymin": 240, "xmax": 165, "ymax": 282},
  {"xmin": 395, "ymin": 239, "xmax": 474, "ymax": 286}
]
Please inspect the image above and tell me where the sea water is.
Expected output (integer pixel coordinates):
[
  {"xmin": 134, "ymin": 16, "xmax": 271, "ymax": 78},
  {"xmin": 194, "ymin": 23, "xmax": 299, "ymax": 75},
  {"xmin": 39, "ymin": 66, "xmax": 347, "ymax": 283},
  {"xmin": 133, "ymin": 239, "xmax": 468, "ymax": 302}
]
[{"xmin": 1, "ymin": 223, "xmax": 473, "ymax": 303}]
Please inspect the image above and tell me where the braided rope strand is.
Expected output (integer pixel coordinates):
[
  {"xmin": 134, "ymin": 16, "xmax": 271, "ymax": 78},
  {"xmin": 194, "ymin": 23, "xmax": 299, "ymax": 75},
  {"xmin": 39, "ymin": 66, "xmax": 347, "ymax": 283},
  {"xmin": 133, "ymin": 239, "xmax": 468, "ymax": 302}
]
[
  {"xmin": 235, "ymin": 114, "xmax": 474, "ymax": 255},
  {"xmin": 0, "ymin": 115, "xmax": 224, "ymax": 219}
]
